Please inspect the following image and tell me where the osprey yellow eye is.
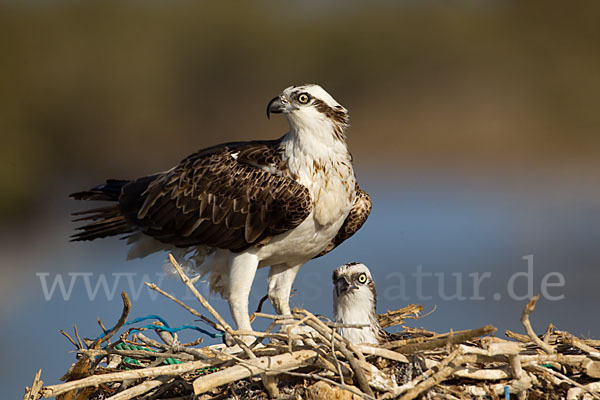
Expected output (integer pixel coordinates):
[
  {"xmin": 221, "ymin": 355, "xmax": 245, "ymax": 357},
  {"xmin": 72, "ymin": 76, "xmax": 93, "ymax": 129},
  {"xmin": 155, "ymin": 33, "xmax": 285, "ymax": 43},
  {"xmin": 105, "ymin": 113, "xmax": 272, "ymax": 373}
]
[
  {"xmin": 298, "ymin": 93, "xmax": 310, "ymax": 104},
  {"xmin": 357, "ymin": 273, "xmax": 367, "ymax": 284}
]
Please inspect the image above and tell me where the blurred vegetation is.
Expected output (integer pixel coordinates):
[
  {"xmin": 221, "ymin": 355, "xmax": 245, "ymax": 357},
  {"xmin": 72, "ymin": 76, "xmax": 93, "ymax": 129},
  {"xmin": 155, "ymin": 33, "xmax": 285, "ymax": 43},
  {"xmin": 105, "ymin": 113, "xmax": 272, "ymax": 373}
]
[{"xmin": 1, "ymin": 0, "xmax": 599, "ymax": 223}]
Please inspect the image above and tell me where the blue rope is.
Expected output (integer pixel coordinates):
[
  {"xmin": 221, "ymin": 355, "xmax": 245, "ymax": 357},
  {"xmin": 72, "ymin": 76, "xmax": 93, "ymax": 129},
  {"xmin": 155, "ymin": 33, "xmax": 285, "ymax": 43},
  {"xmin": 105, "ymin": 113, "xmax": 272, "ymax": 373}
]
[
  {"xmin": 125, "ymin": 315, "xmax": 172, "ymax": 328},
  {"xmin": 128, "ymin": 323, "xmax": 222, "ymax": 338},
  {"xmin": 95, "ymin": 314, "xmax": 223, "ymax": 340}
]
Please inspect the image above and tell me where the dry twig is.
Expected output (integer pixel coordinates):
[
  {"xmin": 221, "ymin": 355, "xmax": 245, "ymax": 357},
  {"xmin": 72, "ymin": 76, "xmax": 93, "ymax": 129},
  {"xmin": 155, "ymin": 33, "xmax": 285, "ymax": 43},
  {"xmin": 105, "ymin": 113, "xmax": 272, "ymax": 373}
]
[
  {"xmin": 106, "ymin": 376, "xmax": 172, "ymax": 400},
  {"xmin": 22, "ymin": 369, "xmax": 43, "ymax": 400},
  {"xmin": 41, "ymin": 359, "xmax": 212, "ymax": 398},
  {"xmin": 91, "ymin": 292, "xmax": 131, "ymax": 348},
  {"xmin": 520, "ymin": 295, "xmax": 555, "ymax": 354}
]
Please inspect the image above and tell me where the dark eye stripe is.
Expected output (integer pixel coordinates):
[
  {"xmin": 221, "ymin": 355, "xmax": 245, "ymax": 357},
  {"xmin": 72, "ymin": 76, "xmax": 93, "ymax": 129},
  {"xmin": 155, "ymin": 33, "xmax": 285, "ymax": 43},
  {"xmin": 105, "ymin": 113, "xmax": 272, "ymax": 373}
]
[{"xmin": 312, "ymin": 98, "xmax": 349, "ymax": 128}]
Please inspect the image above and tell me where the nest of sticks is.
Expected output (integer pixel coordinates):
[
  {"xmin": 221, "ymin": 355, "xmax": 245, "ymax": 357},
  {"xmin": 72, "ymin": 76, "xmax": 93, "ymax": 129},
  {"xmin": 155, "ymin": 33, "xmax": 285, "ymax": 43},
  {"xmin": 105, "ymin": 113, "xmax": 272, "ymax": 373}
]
[{"xmin": 25, "ymin": 256, "xmax": 600, "ymax": 400}]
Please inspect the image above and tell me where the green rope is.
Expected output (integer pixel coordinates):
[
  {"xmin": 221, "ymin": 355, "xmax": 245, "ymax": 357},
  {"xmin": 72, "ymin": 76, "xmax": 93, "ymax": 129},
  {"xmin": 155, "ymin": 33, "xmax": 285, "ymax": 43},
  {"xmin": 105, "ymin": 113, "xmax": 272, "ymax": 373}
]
[
  {"xmin": 195, "ymin": 367, "xmax": 219, "ymax": 375},
  {"xmin": 113, "ymin": 342, "xmax": 183, "ymax": 366}
]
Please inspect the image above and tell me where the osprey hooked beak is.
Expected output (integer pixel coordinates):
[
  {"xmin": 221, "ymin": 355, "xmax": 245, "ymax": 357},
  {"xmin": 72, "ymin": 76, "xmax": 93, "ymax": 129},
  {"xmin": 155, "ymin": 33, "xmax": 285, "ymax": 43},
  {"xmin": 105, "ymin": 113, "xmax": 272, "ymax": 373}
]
[
  {"xmin": 335, "ymin": 276, "xmax": 358, "ymax": 296},
  {"xmin": 266, "ymin": 96, "xmax": 298, "ymax": 119}
]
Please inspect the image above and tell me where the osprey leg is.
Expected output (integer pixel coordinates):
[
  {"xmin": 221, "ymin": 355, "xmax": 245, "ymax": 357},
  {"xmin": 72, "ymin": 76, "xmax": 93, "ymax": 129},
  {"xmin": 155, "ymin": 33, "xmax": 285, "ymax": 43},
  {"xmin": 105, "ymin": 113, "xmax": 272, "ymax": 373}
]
[
  {"xmin": 227, "ymin": 252, "xmax": 259, "ymax": 339},
  {"xmin": 268, "ymin": 263, "xmax": 301, "ymax": 316}
]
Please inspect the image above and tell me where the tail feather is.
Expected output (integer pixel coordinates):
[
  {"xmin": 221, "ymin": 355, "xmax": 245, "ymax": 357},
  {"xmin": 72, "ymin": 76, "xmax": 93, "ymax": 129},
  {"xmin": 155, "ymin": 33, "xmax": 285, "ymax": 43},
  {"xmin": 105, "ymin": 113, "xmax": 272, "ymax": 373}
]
[
  {"xmin": 72, "ymin": 205, "xmax": 121, "ymax": 221},
  {"xmin": 70, "ymin": 205, "xmax": 134, "ymax": 241},
  {"xmin": 70, "ymin": 179, "xmax": 134, "ymax": 241},
  {"xmin": 70, "ymin": 179, "xmax": 129, "ymax": 201}
]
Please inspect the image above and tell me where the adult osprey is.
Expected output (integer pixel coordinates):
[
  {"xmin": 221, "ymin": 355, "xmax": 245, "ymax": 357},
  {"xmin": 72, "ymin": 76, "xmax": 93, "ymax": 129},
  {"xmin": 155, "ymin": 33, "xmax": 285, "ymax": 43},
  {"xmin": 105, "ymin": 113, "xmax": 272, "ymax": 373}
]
[
  {"xmin": 71, "ymin": 84, "xmax": 371, "ymax": 339},
  {"xmin": 333, "ymin": 262, "xmax": 384, "ymax": 344}
]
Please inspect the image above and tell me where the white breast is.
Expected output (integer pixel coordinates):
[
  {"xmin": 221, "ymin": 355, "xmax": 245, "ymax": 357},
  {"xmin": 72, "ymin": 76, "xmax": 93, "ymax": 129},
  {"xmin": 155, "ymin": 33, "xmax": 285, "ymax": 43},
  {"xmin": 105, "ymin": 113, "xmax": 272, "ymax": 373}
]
[
  {"xmin": 282, "ymin": 128, "xmax": 356, "ymax": 225},
  {"xmin": 257, "ymin": 157, "xmax": 354, "ymax": 266},
  {"xmin": 256, "ymin": 128, "xmax": 356, "ymax": 266},
  {"xmin": 334, "ymin": 290, "xmax": 380, "ymax": 344},
  {"xmin": 256, "ymin": 209, "xmax": 342, "ymax": 266}
]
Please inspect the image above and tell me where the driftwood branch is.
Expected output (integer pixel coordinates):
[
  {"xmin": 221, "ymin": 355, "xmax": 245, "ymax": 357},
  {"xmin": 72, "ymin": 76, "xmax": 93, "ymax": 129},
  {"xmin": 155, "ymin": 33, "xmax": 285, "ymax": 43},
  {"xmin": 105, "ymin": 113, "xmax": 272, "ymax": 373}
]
[
  {"xmin": 389, "ymin": 324, "xmax": 496, "ymax": 353},
  {"xmin": 377, "ymin": 304, "xmax": 423, "ymax": 328},
  {"xmin": 22, "ymin": 369, "xmax": 43, "ymax": 400},
  {"xmin": 193, "ymin": 349, "xmax": 317, "ymax": 394},
  {"xmin": 520, "ymin": 295, "xmax": 555, "ymax": 354},
  {"xmin": 41, "ymin": 359, "xmax": 211, "ymax": 398},
  {"xmin": 91, "ymin": 291, "xmax": 131, "ymax": 348},
  {"xmin": 106, "ymin": 376, "xmax": 172, "ymax": 400},
  {"xmin": 203, "ymin": 348, "xmax": 372, "ymax": 400}
]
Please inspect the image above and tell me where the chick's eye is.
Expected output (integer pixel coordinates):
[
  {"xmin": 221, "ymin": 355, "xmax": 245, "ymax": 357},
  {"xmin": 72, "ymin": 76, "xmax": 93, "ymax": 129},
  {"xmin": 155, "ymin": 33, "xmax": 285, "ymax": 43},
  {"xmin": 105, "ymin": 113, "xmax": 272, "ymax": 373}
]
[
  {"xmin": 297, "ymin": 93, "xmax": 310, "ymax": 104},
  {"xmin": 357, "ymin": 273, "xmax": 367, "ymax": 284}
]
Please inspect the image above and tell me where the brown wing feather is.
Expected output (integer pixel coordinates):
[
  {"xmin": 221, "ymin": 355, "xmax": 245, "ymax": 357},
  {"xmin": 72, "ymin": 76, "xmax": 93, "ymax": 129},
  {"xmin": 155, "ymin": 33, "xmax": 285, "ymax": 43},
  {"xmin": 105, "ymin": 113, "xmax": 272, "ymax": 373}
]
[
  {"xmin": 119, "ymin": 140, "xmax": 312, "ymax": 252},
  {"xmin": 314, "ymin": 186, "xmax": 372, "ymax": 258}
]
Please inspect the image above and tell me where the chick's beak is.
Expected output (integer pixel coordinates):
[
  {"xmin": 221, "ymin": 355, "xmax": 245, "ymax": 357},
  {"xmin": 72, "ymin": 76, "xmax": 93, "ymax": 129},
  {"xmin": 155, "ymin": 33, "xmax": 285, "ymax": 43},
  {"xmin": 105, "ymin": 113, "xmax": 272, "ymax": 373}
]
[{"xmin": 335, "ymin": 277, "xmax": 357, "ymax": 296}]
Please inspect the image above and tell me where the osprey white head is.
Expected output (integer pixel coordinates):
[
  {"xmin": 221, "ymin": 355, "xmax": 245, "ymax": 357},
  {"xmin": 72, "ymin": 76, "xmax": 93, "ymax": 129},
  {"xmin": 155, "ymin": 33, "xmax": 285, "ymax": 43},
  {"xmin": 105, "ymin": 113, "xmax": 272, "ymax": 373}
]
[
  {"xmin": 332, "ymin": 262, "xmax": 383, "ymax": 344},
  {"xmin": 267, "ymin": 84, "xmax": 349, "ymax": 141}
]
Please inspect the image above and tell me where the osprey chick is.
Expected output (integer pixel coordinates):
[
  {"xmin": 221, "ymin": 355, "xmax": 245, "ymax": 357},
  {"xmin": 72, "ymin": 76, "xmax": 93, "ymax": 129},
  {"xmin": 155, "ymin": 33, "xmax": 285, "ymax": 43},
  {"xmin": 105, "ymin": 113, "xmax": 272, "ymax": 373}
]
[
  {"xmin": 333, "ymin": 262, "xmax": 384, "ymax": 344},
  {"xmin": 71, "ymin": 84, "xmax": 371, "ymax": 341}
]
